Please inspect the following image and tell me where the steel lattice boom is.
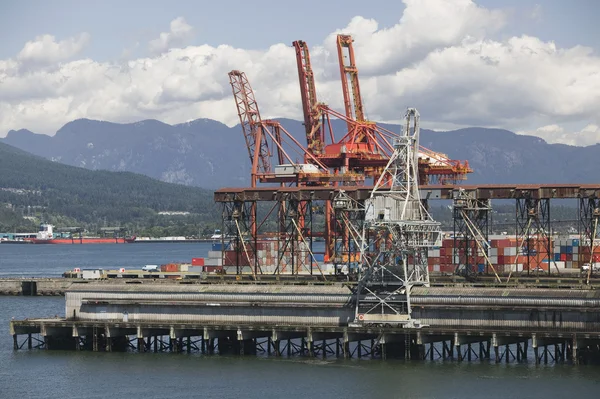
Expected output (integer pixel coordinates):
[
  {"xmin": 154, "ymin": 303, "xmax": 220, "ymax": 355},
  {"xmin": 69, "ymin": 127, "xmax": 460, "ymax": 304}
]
[
  {"xmin": 352, "ymin": 108, "xmax": 442, "ymax": 328},
  {"xmin": 228, "ymin": 70, "xmax": 272, "ymax": 187}
]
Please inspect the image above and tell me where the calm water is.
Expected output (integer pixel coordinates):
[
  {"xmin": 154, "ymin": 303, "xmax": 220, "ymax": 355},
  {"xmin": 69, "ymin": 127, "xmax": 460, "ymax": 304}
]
[
  {"xmin": 0, "ymin": 242, "xmax": 213, "ymax": 277},
  {"xmin": 2, "ymin": 245, "xmax": 600, "ymax": 398}
]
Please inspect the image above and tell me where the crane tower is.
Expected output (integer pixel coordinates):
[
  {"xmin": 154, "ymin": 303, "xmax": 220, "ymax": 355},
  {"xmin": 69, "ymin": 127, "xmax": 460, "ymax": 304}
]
[{"xmin": 352, "ymin": 108, "xmax": 442, "ymax": 328}]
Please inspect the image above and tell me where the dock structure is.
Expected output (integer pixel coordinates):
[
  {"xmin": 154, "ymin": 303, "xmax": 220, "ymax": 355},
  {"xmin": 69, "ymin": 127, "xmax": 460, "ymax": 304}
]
[
  {"xmin": 5, "ymin": 274, "xmax": 600, "ymax": 297},
  {"xmin": 10, "ymin": 284, "xmax": 600, "ymax": 364}
]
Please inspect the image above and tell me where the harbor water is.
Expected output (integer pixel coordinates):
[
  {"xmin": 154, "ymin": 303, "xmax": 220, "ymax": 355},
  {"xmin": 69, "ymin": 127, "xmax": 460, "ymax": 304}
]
[{"xmin": 2, "ymin": 244, "xmax": 600, "ymax": 398}]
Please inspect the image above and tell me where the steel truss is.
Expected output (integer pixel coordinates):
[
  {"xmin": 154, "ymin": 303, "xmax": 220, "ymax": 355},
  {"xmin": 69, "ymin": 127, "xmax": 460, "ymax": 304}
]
[
  {"xmin": 277, "ymin": 198, "xmax": 314, "ymax": 275},
  {"xmin": 515, "ymin": 195, "xmax": 554, "ymax": 276},
  {"xmin": 352, "ymin": 108, "xmax": 441, "ymax": 328},
  {"xmin": 579, "ymin": 197, "xmax": 600, "ymax": 284},
  {"xmin": 452, "ymin": 189, "xmax": 492, "ymax": 278},
  {"xmin": 222, "ymin": 200, "xmax": 259, "ymax": 275},
  {"xmin": 332, "ymin": 191, "xmax": 364, "ymax": 276},
  {"xmin": 220, "ymin": 197, "xmax": 326, "ymax": 278}
]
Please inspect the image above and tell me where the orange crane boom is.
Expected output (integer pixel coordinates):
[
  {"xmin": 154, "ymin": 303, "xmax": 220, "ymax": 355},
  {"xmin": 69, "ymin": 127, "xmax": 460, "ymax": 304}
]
[
  {"xmin": 293, "ymin": 40, "xmax": 325, "ymax": 156},
  {"xmin": 228, "ymin": 70, "xmax": 272, "ymax": 187}
]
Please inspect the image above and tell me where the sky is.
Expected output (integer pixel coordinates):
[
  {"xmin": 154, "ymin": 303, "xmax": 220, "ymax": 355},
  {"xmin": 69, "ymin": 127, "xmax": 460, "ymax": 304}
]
[{"xmin": 0, "ymin": 0, "xmax": 599, "ymax": 146}]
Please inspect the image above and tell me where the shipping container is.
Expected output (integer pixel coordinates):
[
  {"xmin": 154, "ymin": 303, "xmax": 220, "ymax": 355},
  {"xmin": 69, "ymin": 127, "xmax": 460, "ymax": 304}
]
[
  {"xmin": 505, "ymin": 247, "xmax": 517, "ymax": 256},
  {"xmin": 205, "ymin": 258, "xmax": 223, "ymax": 267},
  {"xmin": 192, "ymin": 258, "xmax": 205, "ymax": 266}
]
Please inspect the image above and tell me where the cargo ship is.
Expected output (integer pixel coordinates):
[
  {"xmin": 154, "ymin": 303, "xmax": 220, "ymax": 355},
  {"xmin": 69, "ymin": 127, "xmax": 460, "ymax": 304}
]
[{"xmin": 26, "ymin": 224, "xmax": 130, "ymax": 244}]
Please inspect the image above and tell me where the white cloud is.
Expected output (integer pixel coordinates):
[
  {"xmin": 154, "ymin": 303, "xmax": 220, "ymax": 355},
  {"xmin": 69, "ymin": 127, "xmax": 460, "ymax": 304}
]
[
  {"xmin": 17, "ymin": 33, "xmax": 90, "ymax": 69},
  {"xmin": 149, "ymin": 17, "xmax": 194, "ymax": 54},
  {"xmin": 518, "ymin": 124, "xmax": 600, "ymax": 146},
  {"xmin": 0, "ymin": 0, "xmax": 599, "ymax": 146}
]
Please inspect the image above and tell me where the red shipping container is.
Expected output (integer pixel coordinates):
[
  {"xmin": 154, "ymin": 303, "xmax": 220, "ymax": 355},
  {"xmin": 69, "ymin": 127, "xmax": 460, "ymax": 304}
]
[
  {"xmin": 166, "ymin": 263, "xmax": 180, "ymax": 272},
  {"xmin": 192, "ymin": 258, "xmax": 205, "ymax": 266},
  {"xmin": 204, "ymin": 266, "xmax": 223, "ymax": 273}
]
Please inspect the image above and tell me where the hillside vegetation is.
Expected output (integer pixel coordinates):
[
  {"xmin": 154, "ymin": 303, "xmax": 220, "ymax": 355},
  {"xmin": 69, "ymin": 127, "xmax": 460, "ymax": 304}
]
[{"xmin": 0, "ymin": 142, "xmax": 220, "ymax": 235}]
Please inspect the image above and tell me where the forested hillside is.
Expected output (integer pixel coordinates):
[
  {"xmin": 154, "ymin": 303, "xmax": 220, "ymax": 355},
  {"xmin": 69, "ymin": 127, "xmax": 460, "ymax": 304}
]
[{"xmin": 0, "ymin": 142, "xmax": 220, "ymax": 235}]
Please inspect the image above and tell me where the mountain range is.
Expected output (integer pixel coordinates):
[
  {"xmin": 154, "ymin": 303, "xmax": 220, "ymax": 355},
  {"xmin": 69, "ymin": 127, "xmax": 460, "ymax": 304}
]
[{"xmin": 3, "ymin": 118, "xmax": 598, "ymax": 188}]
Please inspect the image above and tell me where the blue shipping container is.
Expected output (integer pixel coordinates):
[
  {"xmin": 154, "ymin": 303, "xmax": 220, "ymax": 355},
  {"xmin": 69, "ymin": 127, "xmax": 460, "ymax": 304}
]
[
  {"xmin": 478, "ymin": 264, "xmax": 485, "ymax": 273},
  {"xmin": 212, "ymin": 242, "xmax": 223, "ymax": 251},
  {"xmin": 573, "ymin": 239, "xmax": 580, "ymax": 246},
  {"xmin": 566, "ymin": 246, "xmax": 573, "ymax": 254},
  {"xmin": 560, "ymin": 246, "xmax": 566, "ymax": 253},
  {"xmin": 554, "ymin": 253, "xmax": 561, "ymax": 261}
]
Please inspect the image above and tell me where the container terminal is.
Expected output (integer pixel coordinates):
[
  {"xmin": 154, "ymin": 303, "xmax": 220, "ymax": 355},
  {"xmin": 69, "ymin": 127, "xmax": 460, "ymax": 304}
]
[{"xmin": 9, "ymin": 34, "xmax": 600, "ymax": 364}]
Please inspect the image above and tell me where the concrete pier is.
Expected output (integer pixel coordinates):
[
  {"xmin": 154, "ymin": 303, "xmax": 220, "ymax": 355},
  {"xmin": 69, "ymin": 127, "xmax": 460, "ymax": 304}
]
[
  {"xmin": 3, "ymin": 274, "xmax": 600, "ymax": 296},
  {"xmin": 9, "ymin": 283, "xmax": 600, "ymax": 364},
  {"xmin": 10, "ymin": 320, "xmax": 600, "ymax": 364}
]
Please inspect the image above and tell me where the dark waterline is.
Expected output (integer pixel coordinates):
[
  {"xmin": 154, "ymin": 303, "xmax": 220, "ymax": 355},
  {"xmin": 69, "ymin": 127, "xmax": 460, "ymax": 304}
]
[{"xmin": 2, "ymin": 245, "xmax": 600, "ymax": 398}]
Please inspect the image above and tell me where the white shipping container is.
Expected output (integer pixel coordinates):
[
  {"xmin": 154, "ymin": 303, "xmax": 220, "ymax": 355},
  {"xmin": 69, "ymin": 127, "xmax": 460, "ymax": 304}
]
[
  {"xmin": 505, "ymin": 247, "xmax": 517, "ymax": 256},
  {"xmin": 205, "ymin": 258, "xmax": 223, "ymax": 266},
  {"xmin": 433, "ymin": 265, "xmax": 441, "ymax": 272},
  {"xmin": 552, "ymin": 261, "xmax": 566, "ymax": 269},
  {"xmin": 509, "ymin": 264, "xmax": 524, "ymax": 272},
  {"xmin": 489, "ymin": 256, "xmax": 498, "ymax": 264},
  {"xmin": 573, "ymin": 247, "xmax": 578, "ymax": 254},
  {"xmin": 490, "ymin": 248, "xmax": 498, "ymax": 256},
  {"xmin": 208, "ymin": 250, "xmax": 222, "ymax": 259},
  {"xmin": 573, "ymin": 254, "xmax": 579, "ymax": 261},
  {"xmin": 81, "ymin": 269, "xmax": 103, "ymax": 280}
]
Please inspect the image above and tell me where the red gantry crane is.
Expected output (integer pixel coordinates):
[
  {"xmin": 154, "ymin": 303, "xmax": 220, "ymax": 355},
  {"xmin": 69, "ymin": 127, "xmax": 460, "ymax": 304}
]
[
  {"xmin": 226, "ymin": 34, "xmax": 473, "ymax": 273},
  {"xmin": 293, "ymin": 35, "xmax": 472, "ymax": 185}
]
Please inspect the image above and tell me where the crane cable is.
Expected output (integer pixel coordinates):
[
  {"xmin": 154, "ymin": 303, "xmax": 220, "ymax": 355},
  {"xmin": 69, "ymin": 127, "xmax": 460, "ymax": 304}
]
[
  {"xmin": 507, "ymin": 218, "xmax": 532, "ymax": 283},
  {"xmin": 460, "ymin": 210, "xmax": 501, "ymax": 283},
  {"xmin": 234, "ymin": 219, "xmax": 257, "ymax": 279}
]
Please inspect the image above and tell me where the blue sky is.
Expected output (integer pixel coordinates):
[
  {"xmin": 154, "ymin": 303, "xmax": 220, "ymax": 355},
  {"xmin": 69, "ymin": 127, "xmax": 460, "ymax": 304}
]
[
  {"xmin": 0, "ymin": 0, "xmax": 599, "ymax": 145},
  {"xmin": 1, "ymin": 1, "xmax": 598, "ymax": 59}
]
